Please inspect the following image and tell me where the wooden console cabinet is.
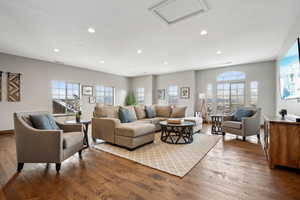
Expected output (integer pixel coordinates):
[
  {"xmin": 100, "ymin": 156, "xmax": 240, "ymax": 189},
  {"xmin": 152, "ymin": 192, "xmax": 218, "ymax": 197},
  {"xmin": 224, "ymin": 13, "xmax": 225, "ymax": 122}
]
[{"xmin": 263, "ymin": 116, "xmax": 300, "ymax": 169}]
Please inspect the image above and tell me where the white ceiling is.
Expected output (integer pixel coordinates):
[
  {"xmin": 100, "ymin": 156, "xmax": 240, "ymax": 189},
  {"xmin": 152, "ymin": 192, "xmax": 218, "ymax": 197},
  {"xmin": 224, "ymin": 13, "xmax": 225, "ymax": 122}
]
[{"xmin": 0, "ymin": 0, "xmax": 299, "ymax": 77}]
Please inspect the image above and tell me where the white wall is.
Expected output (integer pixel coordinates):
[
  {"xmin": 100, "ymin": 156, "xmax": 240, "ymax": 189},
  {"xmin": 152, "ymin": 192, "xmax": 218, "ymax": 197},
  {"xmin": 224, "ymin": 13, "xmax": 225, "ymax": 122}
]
[
  {"xmin": 196, "ymin": 61, "xmax": 277, "ymax": 118},
  {"xmin": 276, "ymin": 12, "xmax": 300, "ymax": 116},
  {"xmin": 129, "ymin": 75, "xmax": 154, "ymax": 105},
  {"xmin": 154, "ymin": 71, "xmax": 196, "ymax": 116},
  {"xmin": 0, "ymin": 53, "xmax": 129, "ymax": 130}
]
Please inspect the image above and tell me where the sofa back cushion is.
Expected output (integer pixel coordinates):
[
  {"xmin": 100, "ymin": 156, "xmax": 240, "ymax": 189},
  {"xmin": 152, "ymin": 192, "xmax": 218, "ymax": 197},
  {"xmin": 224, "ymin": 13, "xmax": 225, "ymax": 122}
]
[
  {"xmin": 121, "ymin": 106, "xmax": 137, "ymax": 121},
  {"xmin": 155, "ymin": 105, "xmax": 172, "ymax": 118},
  {"xmin": 170, "ymin": 106, "xmax": 187, "ymax": 118},
  {"xmin": 145, "ymin": 106, "xmax": 156, "ymax": 118},
  {"xmin": 134, "ymin": 105, "xmax": 146, "ymax": 119},
  {"xmin": 94, "ymin": 104, "xmax": 120, "ymax": 119}
]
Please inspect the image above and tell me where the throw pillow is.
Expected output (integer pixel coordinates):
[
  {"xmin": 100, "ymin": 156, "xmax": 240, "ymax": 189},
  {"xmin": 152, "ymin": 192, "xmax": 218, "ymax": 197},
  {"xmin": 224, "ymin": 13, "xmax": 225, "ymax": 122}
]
[
  {"xmin": 30, "ymin": 114, "xmax": 59, "ymax": 130},
  {"xmin": 233, "ymin": 109, "xmax": 254, "ymax": 122},
  {"xmin": 145, "ymin": 106, "xmax": 156, "ymax": 118},
  {"xmin": 119, "ymin": 108, "xmax": 134, "ymax": 123},
  {"xmin": 170, "ymin": 106, "xmax": 187, "ymax": 118},
  {"xmin": 134, "ymin": 105, "xmax": 146, "ymax": 119},
  {"xmin": 46, "ymin": 114, "xmax": 60, "ymax": 130},
  {"xmin": 121, "ymin": 106, "xmax": 137, "ymax": 121}
]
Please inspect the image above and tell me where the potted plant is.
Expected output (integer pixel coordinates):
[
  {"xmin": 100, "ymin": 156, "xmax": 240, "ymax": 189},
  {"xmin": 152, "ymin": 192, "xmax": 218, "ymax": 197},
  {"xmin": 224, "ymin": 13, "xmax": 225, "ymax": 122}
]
[{"xmin": 125, "ymin": 92, "xmax": 137, "ymax": 106}]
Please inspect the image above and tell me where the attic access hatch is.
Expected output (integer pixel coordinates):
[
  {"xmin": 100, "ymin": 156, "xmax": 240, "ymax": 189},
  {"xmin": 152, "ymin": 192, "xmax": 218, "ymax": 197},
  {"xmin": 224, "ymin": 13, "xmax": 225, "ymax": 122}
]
[{"xmin": 149, "ymin": 0, "xmax": 209, "ymax": 25}]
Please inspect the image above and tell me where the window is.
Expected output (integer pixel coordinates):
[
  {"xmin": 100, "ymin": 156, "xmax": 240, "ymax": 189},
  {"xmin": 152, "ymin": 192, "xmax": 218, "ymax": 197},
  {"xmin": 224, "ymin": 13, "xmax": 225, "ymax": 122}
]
[
  {"xmin": 168, "ymin": 85, "xmax": 178, "ymax": 105},
  {"xmin": 250, "ymin": 81, "xmax": 258, "ymax": 105},
  {"xmin": 216, "ymin": 72, "xmax": 246, "ymax": 113},
  {"xmin": 96, "ymin": 85, "xmax": 114, "ymax": 105},
  {"xmin": 136, "ymin": 88, "xmax": 145, "ymax": 104},
  {"xmin": 206, "ymin": 84, "xmax": 213, "ymax": 104},
  {"xmin": 51, "ymin": 81, "xmax": 80, "ymax": 114}
]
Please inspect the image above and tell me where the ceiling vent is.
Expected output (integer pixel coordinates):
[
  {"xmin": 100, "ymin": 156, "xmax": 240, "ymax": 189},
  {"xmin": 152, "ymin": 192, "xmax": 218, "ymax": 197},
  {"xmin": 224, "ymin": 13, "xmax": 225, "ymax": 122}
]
[{"xmin": 149, "ymin": 0, "xmax": 209, "ymax": 25}]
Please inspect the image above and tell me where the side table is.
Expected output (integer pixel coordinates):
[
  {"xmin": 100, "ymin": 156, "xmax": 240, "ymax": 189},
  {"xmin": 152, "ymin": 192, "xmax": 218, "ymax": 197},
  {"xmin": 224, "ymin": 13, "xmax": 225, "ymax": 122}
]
[
  {"xmin": 65, "ymin": 120, "xmax": 91, "ymax": 149},
  {"xmin": 210, "ymin": 115, "xmax": 225, "ymax": 135}
]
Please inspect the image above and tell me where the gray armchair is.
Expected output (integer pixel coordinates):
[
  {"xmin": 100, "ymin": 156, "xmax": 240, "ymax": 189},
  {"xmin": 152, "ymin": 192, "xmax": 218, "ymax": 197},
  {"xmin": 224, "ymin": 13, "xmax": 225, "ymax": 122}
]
[
  {"xmin": 14, "ymin": 111, "xmax": 84, "ymax": 172},
  {"xmin": 222, "ymin": 107, "xmax": 261, "ymax": 141}
]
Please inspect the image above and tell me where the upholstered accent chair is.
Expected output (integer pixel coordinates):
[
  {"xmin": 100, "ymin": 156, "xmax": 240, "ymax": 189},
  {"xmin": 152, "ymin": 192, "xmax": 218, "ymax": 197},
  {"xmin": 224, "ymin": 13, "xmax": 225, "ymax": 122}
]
[
  {"xmin": 222, "ymin": 107, "xmax": 261, "ymax": 141},
  {"xmin": 14, "ymin": 111, "xmax": 84, "ymax": 172}
]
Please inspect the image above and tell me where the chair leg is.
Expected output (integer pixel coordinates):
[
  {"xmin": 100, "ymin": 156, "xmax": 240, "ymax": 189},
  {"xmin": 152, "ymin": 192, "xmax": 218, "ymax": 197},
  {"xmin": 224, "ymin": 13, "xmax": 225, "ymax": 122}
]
[
  {"xmin": 243, "ymin": 136, "xmax": 246, "ymax": 141},
  {"xmin": 56, "ymin": 163, "xmax": 61, "ymax": 172},
  {"xmin": 17, "ymin": 163, "xmax": 24, "ymax": 172},
  {"xmin": 257, "ymin": 133, "xmax": 260, "ymax": 140},
  {"xmin": 78, "ymin": 150, "xmax": 82, "ymax": 158}
]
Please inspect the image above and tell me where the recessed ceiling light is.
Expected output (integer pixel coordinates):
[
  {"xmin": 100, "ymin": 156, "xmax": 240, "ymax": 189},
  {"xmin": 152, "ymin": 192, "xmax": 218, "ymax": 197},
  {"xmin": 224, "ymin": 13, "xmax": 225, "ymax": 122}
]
[
  {"xmin": 88, "ymin": 27, "xmax": 96, "ymax": 33},
  {"xmin": 53, "ymin": 48, "xmax": 60, "ymax": 52},
  {"xmin": 137, "ymin": 49, "xmax": 142, "ymax": 54},
  {"xmin": 99, "ymin": 60, "xmax": 105, "ymax": 64},
  {"xmin": 216, "ymin": 50, "xmax": 222, "ymax": 55},
  {"xmin": 200, "ymin": 30, "xmax": 208, "ymax": 36},
  {"xmin": 164, "ymin": 61, "xmax": 168, "ymax": 65}
]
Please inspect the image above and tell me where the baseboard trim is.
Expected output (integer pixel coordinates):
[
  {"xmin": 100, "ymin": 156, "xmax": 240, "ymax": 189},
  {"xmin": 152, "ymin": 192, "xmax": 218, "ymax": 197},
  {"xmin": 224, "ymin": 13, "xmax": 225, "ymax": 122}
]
[{"xmin": 0, "ymin": 130, "xmax": 14, "ymax": 135}]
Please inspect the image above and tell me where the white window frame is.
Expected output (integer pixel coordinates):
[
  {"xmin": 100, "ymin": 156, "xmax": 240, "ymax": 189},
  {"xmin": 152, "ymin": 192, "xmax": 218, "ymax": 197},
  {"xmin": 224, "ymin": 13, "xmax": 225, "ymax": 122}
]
[
  {"xmin": 96, "ymin": 85, "xmax": 115, "ymax": 106},
  {"xmin": 51, "ymin": 80, "xmax": 80, "ymax": 114},
  {"xmin": 168, "ymin": 85, "xmax": 178, "ymax": 105},
  {"xmin": 136, "ymin": 88, "xmax": 145, "ymax": 104},
  {"xmin": 250, "ymin": 81, "xmax": 258, "ymax": 106}
]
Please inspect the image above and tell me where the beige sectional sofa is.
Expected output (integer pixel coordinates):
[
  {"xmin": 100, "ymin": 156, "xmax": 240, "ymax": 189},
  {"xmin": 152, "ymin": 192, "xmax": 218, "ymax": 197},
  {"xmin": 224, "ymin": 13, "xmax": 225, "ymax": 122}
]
[{"xmin": 92, "ymin": 104, "xmax": 202, "ymax": 150}]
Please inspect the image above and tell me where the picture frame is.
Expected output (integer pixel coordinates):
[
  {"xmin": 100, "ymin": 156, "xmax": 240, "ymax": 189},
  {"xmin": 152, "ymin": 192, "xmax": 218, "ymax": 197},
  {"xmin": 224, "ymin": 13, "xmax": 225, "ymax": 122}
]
[
  {"xmin": 158, "ymin": 89, "xmax": 166, "ymax": 100},
  {"xmin": 180, "ymin": 87, "xmax": 190, "ymax": 99},
  {"xmin": 89, "ymin": 96, "xmax": 96, "ymax": 104},
  {"xmin": 82, "ymin": 85, "xmax": 93, "ymax": 96}
]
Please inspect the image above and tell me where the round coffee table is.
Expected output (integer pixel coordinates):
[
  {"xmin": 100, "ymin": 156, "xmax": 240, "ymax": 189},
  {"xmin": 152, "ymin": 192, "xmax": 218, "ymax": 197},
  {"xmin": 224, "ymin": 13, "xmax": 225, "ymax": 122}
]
[{"xmin": 160, "ymin": 121, "xmax": 195, "ymax": 144}]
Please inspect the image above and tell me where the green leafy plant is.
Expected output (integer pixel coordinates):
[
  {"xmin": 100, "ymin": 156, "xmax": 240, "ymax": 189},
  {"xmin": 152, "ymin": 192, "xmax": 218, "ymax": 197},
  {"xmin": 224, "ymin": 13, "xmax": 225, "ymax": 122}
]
[{"xmin": 125, "ymin": 92, "xmax": 137, "ymax": 106}]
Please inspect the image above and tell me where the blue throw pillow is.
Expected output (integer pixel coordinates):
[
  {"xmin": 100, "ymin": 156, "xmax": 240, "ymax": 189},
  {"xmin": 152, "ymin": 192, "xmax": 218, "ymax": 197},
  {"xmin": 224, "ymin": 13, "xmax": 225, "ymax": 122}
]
[
  {"xmin": 233, "ymin": 109, "xmax": 254, "ymax": 122},
  {"xmin": 46, "ymin": 114, "xmax": 60, "ymax": 130},
  {"xmin": 30, "ymin": 114, "xmax": 60, "ymax": 130},
  {"xmin": 119, "ymin": 108, "xmax": 134, "ymax": 123},
  {"xmin": 145, "ymin": 106, "xmax": 156, "ymax": 118}
]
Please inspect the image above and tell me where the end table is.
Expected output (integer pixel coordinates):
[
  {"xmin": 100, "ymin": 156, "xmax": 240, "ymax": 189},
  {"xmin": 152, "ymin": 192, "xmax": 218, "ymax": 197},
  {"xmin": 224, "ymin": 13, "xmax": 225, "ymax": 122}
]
[
  {"xmin": 210, "ymin": 115, "xmax": 225, "ymax": 135},
  {"xmin": 65, "ymin": 120, "xmax": 91, "ymax": 149}
]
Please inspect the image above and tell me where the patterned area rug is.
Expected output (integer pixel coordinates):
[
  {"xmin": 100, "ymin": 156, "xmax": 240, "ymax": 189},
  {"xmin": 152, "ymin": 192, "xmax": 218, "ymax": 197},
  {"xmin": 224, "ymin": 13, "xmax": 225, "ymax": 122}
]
[{"xmin": 93, "ymin": 133, "xmax": 221, "ymax": 177}]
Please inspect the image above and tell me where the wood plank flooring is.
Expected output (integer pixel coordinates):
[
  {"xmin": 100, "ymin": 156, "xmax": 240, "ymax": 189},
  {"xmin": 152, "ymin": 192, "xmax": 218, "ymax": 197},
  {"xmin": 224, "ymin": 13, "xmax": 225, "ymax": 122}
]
[{"xmin": 1, "ymin": 124, "xmax": 300, "ymax": 200}]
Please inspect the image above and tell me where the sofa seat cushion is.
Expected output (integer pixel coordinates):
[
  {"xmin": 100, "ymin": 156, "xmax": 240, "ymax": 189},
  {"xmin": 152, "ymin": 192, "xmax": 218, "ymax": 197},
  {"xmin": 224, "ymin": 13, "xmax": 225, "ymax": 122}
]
[
  {"xmin": 63, "ymin": 132, "xmax": 84, "ymax": 149},
  {"xmin": 155, "ymin": 105, "xmax": 172, "ymax": 118},
  {"xmin": 222, "ymin": 121, "xmax": 242, "ymax": 129},
  {"xmin": 137, "ymin": 118, "xmax": 161, "ymax": 126},
  {"xmin": 116, "ymin": 123, "xmax": 156, "ymax": 138}
]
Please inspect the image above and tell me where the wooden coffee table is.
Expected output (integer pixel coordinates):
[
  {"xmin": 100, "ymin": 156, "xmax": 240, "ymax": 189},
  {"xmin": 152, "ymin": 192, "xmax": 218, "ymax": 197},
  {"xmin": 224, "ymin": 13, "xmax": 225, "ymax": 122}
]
[{"xmin": 160, "ymin": 121, "xmax": 195, "ymax": 144}]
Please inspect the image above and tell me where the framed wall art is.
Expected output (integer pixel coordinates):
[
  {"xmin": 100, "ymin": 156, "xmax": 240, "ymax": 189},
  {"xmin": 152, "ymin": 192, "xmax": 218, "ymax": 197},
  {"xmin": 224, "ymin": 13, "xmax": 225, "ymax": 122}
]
[
  {"xmin": 82, "ymin": 85, "xmax": 93, "ymax": 96},
  {"xmin": 180, "ymin": 87, "xmax": 190, "ymax": 99},
  {"xmin": 7, "ymin": 72, "xmax": 21, "ymax": 102}
]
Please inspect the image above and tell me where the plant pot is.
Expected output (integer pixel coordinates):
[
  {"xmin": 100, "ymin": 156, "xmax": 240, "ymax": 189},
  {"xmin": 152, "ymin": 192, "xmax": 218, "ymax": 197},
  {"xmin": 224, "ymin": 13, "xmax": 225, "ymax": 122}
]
[{"xmin": 76, "ymin": 116, "xmax": 81, "ymax": 123}]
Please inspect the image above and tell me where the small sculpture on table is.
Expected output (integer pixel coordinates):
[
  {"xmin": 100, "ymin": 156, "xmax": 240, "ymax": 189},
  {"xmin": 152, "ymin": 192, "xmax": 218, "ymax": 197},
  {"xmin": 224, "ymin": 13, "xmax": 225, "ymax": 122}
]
[{"xmin": 279, "ymin": 109, "xmax": 287, "ymax": 120}]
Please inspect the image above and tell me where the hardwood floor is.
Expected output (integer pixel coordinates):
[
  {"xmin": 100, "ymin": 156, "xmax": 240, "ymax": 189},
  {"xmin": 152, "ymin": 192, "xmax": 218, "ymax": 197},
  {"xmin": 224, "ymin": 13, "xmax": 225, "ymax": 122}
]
[{"xmin": 1, "ymin": 125, "xmax": 300, "ymax": 200}]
